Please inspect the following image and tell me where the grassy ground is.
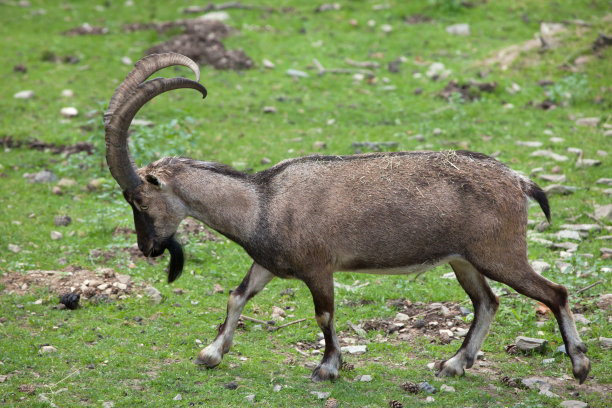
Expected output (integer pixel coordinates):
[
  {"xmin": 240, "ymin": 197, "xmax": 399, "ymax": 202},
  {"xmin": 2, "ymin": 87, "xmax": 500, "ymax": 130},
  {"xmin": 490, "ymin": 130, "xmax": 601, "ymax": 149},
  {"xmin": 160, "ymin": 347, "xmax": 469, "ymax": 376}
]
[{"xmin": 1, "ymin": 0, "xmax": 611, "ymax": 406}]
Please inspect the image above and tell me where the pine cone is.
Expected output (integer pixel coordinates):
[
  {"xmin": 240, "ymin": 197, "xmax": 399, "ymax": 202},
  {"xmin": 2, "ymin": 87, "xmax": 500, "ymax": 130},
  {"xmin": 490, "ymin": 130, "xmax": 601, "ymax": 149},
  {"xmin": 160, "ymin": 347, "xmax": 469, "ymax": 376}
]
[
  {"xmin": 388, "ymin": 400, "xmax": 403, "ymax": 408},
  {"xmin": 324, "ymin": 397, "xmax": 338, "ymax": 408},
  {"xmin": 401, "ymin": 381, "xmax": 420, "ymax": 394},
  {"xmin": 341, "ymin": 362, "xmax": 354, "ymax": 372}
]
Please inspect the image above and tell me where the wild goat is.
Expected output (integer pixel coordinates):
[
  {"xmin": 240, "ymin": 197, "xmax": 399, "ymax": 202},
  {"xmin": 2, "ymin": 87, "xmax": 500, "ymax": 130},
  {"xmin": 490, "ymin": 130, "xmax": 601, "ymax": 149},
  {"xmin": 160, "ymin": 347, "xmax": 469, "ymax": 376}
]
[{"xmin": 104, "ymin": 53, "xmax": 590, "ymax": 383}]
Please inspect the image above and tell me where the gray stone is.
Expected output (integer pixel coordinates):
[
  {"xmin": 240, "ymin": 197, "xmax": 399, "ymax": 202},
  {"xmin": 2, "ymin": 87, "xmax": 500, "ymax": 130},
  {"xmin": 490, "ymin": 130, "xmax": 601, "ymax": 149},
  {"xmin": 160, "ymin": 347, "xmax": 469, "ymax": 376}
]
[
  {"xmin": 539, "ymin": 174, "xmax": 567, "ymax": 183},
  {"xmin": 286, "ymin": 69, "xmax": 309, "ymax": 78},
  {"xmin": 543, "ymin": 184, "xmax": 576, "ymax": 195},
  {"xmin": 596, "ymin": 178, "xmax": 612, "ymax": 185},
  {"xmin": 556, "ymin": 344, "xmax": 567, "ymax": 354},
  {"xmin": 446, "ymin": 23, "xmax": 470, "ymax": 36},
  {"xmin": 419, "ymin": 382, "xmax": 436, "ymax": 394},
  {"xmin": 173, "ymin": 394, "xmax": 182, "ymax": 401},
  {"xmin": 575, "ymin": 117, "xmax": 600, "ymax": 127},
  {"xmin": 531, "ymin": 151, "xmax": 568, "ymax": 162},
  {"xmin": 594, "ymin": 204, "xmax": 612, "ymax": 222},
  {"xmin": 40, "ymin": 345, "xmax": 57, "ymax": 353},
  {"xmin": 272, "ymin": 384, "xmax": 282, "ymax": 392},
  {"xmin": 440, "ymin": 384, "xmax": 455, "ymax": 392},
  {"xmin": 555, "ymin": 230, "xmax": 582, "ymax": 241},
  {"xmin": 516, "ymin": 141, "xmax": 543, "ymax": 147},
  {"xmin": 359, "ymin": 374, "xmax": 372, "ymax": 382},
  {"xmin": 341, "ymin": 345, "xmax": 366, "ymax": 354},
  {"xmin": 145, "ymin": 286, "xmax": 162, "ymax": 304},
  {"xmin": 50, "ymin": 231, "xmax": 63, "ymax": 240},
  {"xmin": 245, "ymin": 393, "xmax": 256, "ymax": 402},
  {"xmin": 532, "ymin": 261, "xmax": 551, "ymax": 274},
  {"xmin": 310, "ymin": 391, "xmax": 330, "ymax": 399},
  {"xmin": 26, "ymin": 170, "xmax": 58, "ymax": 183},
  {"xmin": 515, "ymin": 336, "xmax": 548, "ymax": 353},
  {"xmin": 395, "ymin": 312, "xmax": 410, "ymax": 321},
  {"xmin": 573, "ymin": 314, "xmax": 591, "ymax": 325},
  {"xmin": 560, "ymin": 400, "xmax": 588, "ymax": 408},
  {"xmin": 559, "ymin": 224, "xmax": 601, "ymax": 232},
  {"xmin": 599, "ymin": 337, "xmax": 612, "ymax": 348},
  {"xmin": 60, "ymin": 107, "xmax": 78, "ymax": 118},
  {"xmin": 263, "ymin": 106, "xmax": 278, "ymax": 114},
  {"xmin": 14, "ymin": 90, "xmax": 35, "ymax": 99},
  {"xmin": 596, "ymin": 293, "xmax": 612, "ymax": 309},
  {"xmin": 542, "ymin": 358, "xmax": 555, "ymax": 364}
]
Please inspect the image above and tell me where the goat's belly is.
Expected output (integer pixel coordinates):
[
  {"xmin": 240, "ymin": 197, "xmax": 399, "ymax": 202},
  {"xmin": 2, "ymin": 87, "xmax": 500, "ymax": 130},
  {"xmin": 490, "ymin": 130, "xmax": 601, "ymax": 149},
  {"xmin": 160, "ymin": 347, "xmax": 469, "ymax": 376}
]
[{"xmin": 340, "ymin": 254, "xmax": 464, "ymax": 276}]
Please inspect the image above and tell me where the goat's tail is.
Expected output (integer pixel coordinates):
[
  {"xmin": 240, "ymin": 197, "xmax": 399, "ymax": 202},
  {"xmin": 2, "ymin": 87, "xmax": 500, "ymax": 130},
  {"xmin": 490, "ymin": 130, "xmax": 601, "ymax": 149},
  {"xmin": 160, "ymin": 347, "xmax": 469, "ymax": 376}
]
[{"xmin": 520, "ymin": 176, "xmax": 551, "ymax": 222}]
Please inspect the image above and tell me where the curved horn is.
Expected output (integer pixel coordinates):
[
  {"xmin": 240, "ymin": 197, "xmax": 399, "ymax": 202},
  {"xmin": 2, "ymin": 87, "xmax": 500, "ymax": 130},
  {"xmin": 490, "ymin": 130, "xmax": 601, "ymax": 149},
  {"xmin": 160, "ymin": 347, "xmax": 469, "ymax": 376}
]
[
  {"xmin": 104, "ymin": 54, "xmax": 206, "ymax": 192},
  {"xmin": 104, "ymin": 53, "xmax": 200, "ymax": 126}
]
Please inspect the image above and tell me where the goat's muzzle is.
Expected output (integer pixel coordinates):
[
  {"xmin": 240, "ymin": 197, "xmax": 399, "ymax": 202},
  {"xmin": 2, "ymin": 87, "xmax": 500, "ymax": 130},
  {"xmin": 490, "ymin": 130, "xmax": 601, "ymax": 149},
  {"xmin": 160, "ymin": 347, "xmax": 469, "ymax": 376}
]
[{"xmin": 138, "ymin": 236, "xmax": 184, "ymax": 283}]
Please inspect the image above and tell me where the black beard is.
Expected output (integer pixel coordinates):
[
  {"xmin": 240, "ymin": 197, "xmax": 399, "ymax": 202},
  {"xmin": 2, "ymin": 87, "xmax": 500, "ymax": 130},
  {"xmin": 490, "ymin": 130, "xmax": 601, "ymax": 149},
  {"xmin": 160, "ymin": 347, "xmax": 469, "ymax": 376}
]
[{"xmin": 165, "ymin": 236, "xmax": 184, "ymax": 283}]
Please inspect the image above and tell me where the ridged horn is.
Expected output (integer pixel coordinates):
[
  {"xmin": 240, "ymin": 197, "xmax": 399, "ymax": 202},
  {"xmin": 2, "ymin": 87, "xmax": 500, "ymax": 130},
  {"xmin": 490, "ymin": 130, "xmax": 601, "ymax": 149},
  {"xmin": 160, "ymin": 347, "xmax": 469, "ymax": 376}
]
[{"xmin": 104, "ymin": 54, "xmax": 206, "ymax": 192}]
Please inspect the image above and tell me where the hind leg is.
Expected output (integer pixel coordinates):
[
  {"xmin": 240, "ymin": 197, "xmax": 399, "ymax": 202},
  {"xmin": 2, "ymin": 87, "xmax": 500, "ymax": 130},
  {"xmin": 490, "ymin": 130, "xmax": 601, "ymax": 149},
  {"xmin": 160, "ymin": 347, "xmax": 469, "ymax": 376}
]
[
  {"xmin": 473, "ymin": 256, "xmax": 590, "ymax": 383},
  {"xmin": 437, "ymin": 259, "xmax": 499, "ymax": 377}
]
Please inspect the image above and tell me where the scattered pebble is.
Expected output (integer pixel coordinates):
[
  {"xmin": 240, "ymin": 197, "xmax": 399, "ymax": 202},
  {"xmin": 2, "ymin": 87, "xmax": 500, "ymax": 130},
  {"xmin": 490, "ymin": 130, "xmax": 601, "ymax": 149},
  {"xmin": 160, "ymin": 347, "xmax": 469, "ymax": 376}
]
[
  {"xmin": 8, "ymin": 244, "xmax": 21, "ymax": 253},
  {"xmin": 539, "ymin": 174, "xmax": 566, "ymax": 183},
  {"xmin": 425, "ymin": 62, "xmax": 450, "ymax": 80},
  {"xmin": 542, "ymin": 358, "xmax": 555, "ymax": 364},
  {"xmin": 26, "ymin": 170, "xmax": 58, "ymax": 183},
  {"xmin": 395, "ymin": 312, "xmax": 410, "ymax": 321},
  {"xmin": 543, "ymin": 184, "xmax": 575, "ymax": 195},
  {"xmin": 40, "ymin": 345, "xmax": 57, "ymax": 353},
  {"xmin": 50, "ymin": 231, "xmax": 63, "ymax": 240},
  {"xmin": 575, "ymin": 117, "xmax": 600, "ymax": 127},
  {"xmin": 419, "ymin": 382, "xmax": 436, "ymax": 394},
  {"xmin": 515, "ymin": 336, "xmax": 548, "ymax": 353},
  {"xmin": 272, "ymin": 384, "xmax": 282, "ymax": 392},
  {"xmin": 560, "ymin": 401, "xmax": 588, "ymax": 408},
  {"xmin": 573, "ymin": 314, "xmax": 591, "ymax": 325},
  {"xmin": 360, "ymin": 374, "xmax": 373, "ymax": 382},
  {"xmin": 224, "ymin": 381, "xmax": 238, "ymax": 390},
  {"xmin": 287, "ymin": 69, "xmax": 309, "ymax": 78},
  {"xmin": 530, "ymin": 150, "xmax": 568, "ymax": 162},
  {"xmin": 381, "ymin": 24, "xmax": 392, "ymax": 33},
  {"xmin": 446, "ymin": 23, "xmax": 470, "ymax": 36},
  {"xmin": 61, "ymin": 89, "xmax": 74, "ymax": 97},
  {"xmin": 245, "ymin": 393, "xmax": 256, "ymax": 402},
  {"xmin": 60, "ymin": 107, "xmax": 78, "ymax": 118},
  {"xmin": 324, "ymin": 398, "xmax": 338, "ymax": 408},
  {"xmin": 596, "ymin": 293, "xmax": 612, "ymax": 309},
  {"xmin": 0, "ymin": 375, "xmax": 7, "ymax": 383},
  {"xmin": 263, "ymin": 106, "xmax": 278, "ymax": 114},
  {"xmin": 516, "ymin": 141, "xmax": 543, "ymax": 147},
  {"xmin": 145, "ymin": 286, "xmax": 162, "ymax": 304},
  {"xmin": 121, "ymin": 56, "xmax": 132, "ymax": 66},
  {"xmin": 14, "ymin": 90, "xmax": 35, "ymax": 99},
  {"xmin": 555, "ymin": 230, "xmax": 581, "ymax": 241},
  {"xmin": 531, "ymin": 261, "xmax": 551, "ymax": 274},
  {"xmin": 262, "ymin": 58, "xmax": 275, "ymax": 69},
  {"xmin": 341, "ymin": 345, "xmax": 366, "ymax": 354},
  {"xmin": 311, "ymin": 391, "xmax": 331, "ymax": 399},
  {"xmin": 173, "ymin": 394, "xmax": 182, "ymax": 401},
  {"xmin": 600, "ymin": 337, "xmax": 612, "ymax": 348},
  {"xmin": 594, "ymin": 204, "xmax": 612, "ymax": 222},
  {"xmin": 559, "ymin": 224, "xmax": 600, "ymax": 232},
  {"xmin": 440, "ymin": 384, "xmax": 455, "ymax": 393}
]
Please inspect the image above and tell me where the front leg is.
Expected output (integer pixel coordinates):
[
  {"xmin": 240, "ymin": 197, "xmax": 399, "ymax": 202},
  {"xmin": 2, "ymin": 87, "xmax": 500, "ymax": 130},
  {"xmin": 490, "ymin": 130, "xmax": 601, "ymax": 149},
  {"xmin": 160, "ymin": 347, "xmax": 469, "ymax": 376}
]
[
  {"xmin": 304, "ymin": 272, "xmax": 342, "ymax": 382},
  {"xmin": 195, "ymin": 263, "xmax": 274, "ymax": 368}
]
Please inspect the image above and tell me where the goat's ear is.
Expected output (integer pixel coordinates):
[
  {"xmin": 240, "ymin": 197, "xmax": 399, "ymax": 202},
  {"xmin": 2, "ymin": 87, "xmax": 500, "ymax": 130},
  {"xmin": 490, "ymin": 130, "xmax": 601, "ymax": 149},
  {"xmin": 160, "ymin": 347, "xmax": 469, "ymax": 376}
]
[{"xmin": 145, "ymin": 174, "xmax": 165, "ymax": 189}]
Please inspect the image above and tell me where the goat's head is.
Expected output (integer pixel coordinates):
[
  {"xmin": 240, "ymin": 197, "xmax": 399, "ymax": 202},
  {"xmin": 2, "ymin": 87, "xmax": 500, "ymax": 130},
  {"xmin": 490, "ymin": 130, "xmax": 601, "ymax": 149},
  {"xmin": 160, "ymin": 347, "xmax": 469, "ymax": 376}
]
[{"xmin": 104, "ymin": 53, "xmax": 207, "ymax": 282}]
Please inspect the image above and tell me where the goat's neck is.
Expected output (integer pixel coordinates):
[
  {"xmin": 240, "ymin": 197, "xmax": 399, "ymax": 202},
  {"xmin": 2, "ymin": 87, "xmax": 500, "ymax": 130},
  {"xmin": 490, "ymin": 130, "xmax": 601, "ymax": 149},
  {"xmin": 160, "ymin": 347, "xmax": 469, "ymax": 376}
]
[{"xmin": 173, "ymin": 168, "xmax": 260, "ymax": 242}]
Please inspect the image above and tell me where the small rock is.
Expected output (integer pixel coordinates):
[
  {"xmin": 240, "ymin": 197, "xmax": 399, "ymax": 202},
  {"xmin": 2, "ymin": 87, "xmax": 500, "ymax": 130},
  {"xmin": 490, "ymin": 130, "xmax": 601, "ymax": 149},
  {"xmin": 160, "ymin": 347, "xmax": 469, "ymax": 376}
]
[
  {"xmin": 556, "ymin": 344, "xmax": 567, "ymax": 354},
  {"xmin": 313, "ymin": 141, "xmax": 327, "ymax": 150},
  {"xmin": 542, "ymin": 358, "xmax": 555, "ymax": 364},
  {"xmin": 425, "ymin": 62, "xmax": 450, "ymax": 80},
  {"xmin": 446, "ymin": 23, "xmax": 470, "ymax": 36},
  {"xmin": 121, "ymin": 56, "xmax": 132, "ymax": 66},
  {"xmin": 594, "ymin": 204, "xmax": 612, "ymax": 222},
  {"xmin": 13, "ymin": 63, "xmax": 27, "ymax": 73},
  {"xmin": 360, "ymin": 374, "xmax": 373, "ymax": 382},
  {"xmin": 539, "ymin": 174, "xmax": 567, "ymax": 183},
  {"xmin": 201, "ymin": 11, "xmax": 230, "ymax": 21},
  {"xmin": 14, "ymin": 90, "xmax": 35, "ymax": 99},
  {"xmin": 459, "ymin": 306, "xmax": 473, "ymax": 316},
  {"xmin": 61, "ymin": 89, "xmax": 74, "ymax": 97},
  {"xmin": 454, "ymin": 327, "xmax": 469, "ymax": 337},
  {"xmin": 27, "ymin": 170, "xmax": 58, "ymax": 183},
  {"xmin": 102, "ymin": 402, "xmax": 114, "ymax": 408},
  {"xmin": 516, "ymin": 141, "xmax": 543, "ymax": 147},
  {"xmin": 54, "ymin": 215, "xmax": 72, "ymax": 227},
  {"xmin": 596, "ymin": 293, "xmax": 612, "ymax": 309},
  {"xmin": 8, "ymin": 243, "xmax": 21, "ymax": 253},
  {"xmin": 419, "ymin": 382, "xmax": 436, "ymax": 394},
  {"xmin": 439, "ymin": 329, "xmax": 454, "ymax": 337},
  {"xmin": 531, "ymin": 151, "xmax": 568, "ymax": 162},
  {"xmin": 40, "ymin": 345, "xmax": 57, "ymax": 353},
  {"xmin": 573, "ymin": 314, "xmax": 591, "ymax": 325},
  {"xmin": 341, "ymin": 345, "xmax": 366, "ymax": 354},
  {"xmin": 604, "ymin": 130, "xmax": 612, "ymax": 137},
  {"xmin": 559, "ymin": 224, "xmax": 600, "ymax": 232},
  {"xmin": 50, "ymin": 231, "xmax": 63, "ymax": 240},
  {"xmin": 515, "ymin": 336, "xmax": 548, "ymax": 353},
  {"xmin": 145, "ymin": 286, "xmax": 162, "ymax": 304},
  {"xmin": 263, "ymin": 106, "xmax": 278, "ymax": 114},
  {"xmin": 426, "ymin": 362, "xmax": 436, "ymax": 370},
  {"xmin": 555, "ymin": 230, "xmax": 581, "ymax": 241},
  {"xmin": 213, "ymin": 283, "xmax": 224, "ymax": 294},
  {"xmin": 575, "ymin": 117, "xmax": 600, "ymax": 127},
  {"xmin": 272, "ymin": 384, "xmax": 282, "ymax": 392},
  {"xmin": 87, "ymin": 178, "xmax": 104, "ymax": 191},
  {"xmin": 60, "ymin": 107, "xmax": 78, "ymax": 118},
  {"xmin": 311, "ymin": 391, "xmax": 331, "ymax": 399},
  {"xmin": 262, "ymin": 58, "xmax": 275, "ymax": 69},
  {"xmin": 413, "ymin": 319, "xmax": 425, "ymax": 329},
  {"xmin": 440, "ymin": 384, "xmax": 455, "ymax": 393},
  {"xmin": 57, "ymin": 178, "xmax": 76, "ymax": 188},
  {"xmin": 287, "ymin": 69, "xmax": 309, "ymax": 78},
  {"xmin": 560, "ymin": 401, "xmax": 588, "ymax": 408},
  {"xmin": 532, "ymin": 261, "xmax": 551, "ymax": 274},
  {"xmin": 425, "ymin": 396, "xmax": 435, "ymax": 403},
  {"xmin": 543, "ymin": 184, "xmax": 575, "ymax": 195},
  {"xmin": 173, "ymin": 394, "xmax": 182, "ymax": 401},
  {"xmin": 555, "ymin": 261, "xmax": 572, "ymax": 274},
  {"xmin": 395, "ymin": 312, "xmax": 410, "ymax": 321},
  {"xmin": 271, "ymin": 305, "xmax": 286, "ymax": 321},
  {"xmin": 600, "ymin": 337, "xmax": 612, "ymax": 348}
]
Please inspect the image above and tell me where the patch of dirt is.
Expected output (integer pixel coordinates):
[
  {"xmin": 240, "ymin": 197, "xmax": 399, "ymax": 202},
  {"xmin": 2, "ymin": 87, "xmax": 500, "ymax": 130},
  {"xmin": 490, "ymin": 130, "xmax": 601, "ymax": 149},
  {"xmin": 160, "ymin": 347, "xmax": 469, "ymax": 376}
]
[
  {"xmin": 90, "ymin": 244, "xmax": 162, "ymax": 266},
  {"xmin": 439, "ymin": 80, "xmax": 497, "ymax": 102},
  {"xmin": 592, "ymin": 32, "xmax": 612, "ymax": 52},
  {"xmin": 124, "ymin": 18, "xmax": 253, "ymax": 70},
  {"xmin": 404, "ymin": 14, "xmax": 432, "ymax": 25},
  {"xmin": 360, "ymin": 301, "xmax": 469, "ymax": 343},
  {"xmin": 0, "ymin": 266, "xmax": 138, "ymax": 300},
  {"xmin": 0, "ymin": 136, "xmax": 94, "ymax": 156},
  {"xmin": 63, "ymin": 23, "xmax": 108, "ymax": 36}
]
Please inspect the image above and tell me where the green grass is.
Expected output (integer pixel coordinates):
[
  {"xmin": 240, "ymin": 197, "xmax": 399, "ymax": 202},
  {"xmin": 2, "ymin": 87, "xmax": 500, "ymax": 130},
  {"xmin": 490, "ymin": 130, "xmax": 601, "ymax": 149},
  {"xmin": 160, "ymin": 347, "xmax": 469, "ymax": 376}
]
[{"xmin": 1, "ymin": 0, "xmax": 611, "ymax": 406}]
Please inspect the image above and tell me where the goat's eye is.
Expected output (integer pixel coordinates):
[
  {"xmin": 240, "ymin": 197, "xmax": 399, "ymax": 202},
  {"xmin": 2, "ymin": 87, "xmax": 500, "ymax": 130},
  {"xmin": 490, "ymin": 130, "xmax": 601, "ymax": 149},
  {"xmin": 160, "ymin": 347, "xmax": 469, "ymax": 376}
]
[{"xmin": 140, "ymin": 205, "xmax": 148, "ymax": 211}]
